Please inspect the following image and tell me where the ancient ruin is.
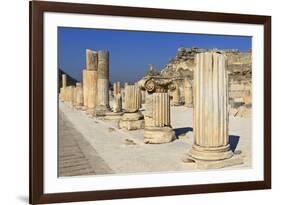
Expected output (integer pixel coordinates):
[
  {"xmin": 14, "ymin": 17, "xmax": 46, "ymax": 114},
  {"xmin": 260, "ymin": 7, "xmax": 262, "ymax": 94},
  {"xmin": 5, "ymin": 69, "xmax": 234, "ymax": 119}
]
[
  {"xmin": 104, "ymin": 83, "xmax": 123, "ymax": 120},
  {"xmin": 59, "ymin": 74, "xmax": 67, "ymax": 101},
  {"xmin": 184, "ymin": 78, "xmax": 193, "ymax": 107},
  {"xmin": 113, "ymin": 82, "xmax": 121, "ymax": 97},
  {"xmin": 140, "ymin": 76, "xmax": 176, "ymax": 143},
  {"xmin": 85, "ymin": 49, "xmax": 98, "ymax": 115},
  {"xmin": 82, "ymin": 69, "xmax": 88, "ymax": 110},
  {"xmin": 118, "ymin": 83, "xmax": 144, "ymax": 130},
  {"xmin": 59, "ymin": 46, "xmax": 251, "ymax": 175},
  {"xmin": 171, "ymin": 83, "xmax": 181, "ymax": 106},
  {"xmin": 94, "ymin": 50, "xmax": 110, "ymax": 116},
  {"xmin": 160, "ymin": 47, "xmax": 252, "ymax": 117},
  {"xmin": 75, "ymin": 82, "xmax": 83, "ymax": 109},
  {"xmin": 184, "ymin": 52, "xmax": 243, "ymax": 169}
]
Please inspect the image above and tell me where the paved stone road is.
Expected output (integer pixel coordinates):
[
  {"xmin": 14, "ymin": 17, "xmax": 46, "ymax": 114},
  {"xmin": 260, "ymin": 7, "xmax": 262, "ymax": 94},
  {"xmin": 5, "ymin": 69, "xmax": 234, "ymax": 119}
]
[{"xmin": 58, "ymin": 111, "xmax": 113, "ymax": 176}]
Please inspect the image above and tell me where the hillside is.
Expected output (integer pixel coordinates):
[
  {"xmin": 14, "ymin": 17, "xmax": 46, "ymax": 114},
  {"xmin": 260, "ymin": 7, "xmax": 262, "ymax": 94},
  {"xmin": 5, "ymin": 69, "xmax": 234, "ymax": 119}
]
[{"xmin": 58, "ymin": 69, "xmax": 78, "ymax": 91}]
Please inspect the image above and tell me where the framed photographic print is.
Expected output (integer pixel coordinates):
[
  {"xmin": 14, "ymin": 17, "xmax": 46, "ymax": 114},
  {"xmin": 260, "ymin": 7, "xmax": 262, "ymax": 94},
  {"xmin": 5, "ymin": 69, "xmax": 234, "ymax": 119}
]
[{"xmin": 29, "ymin": 0, "xmax": 271, "ymax": 204}]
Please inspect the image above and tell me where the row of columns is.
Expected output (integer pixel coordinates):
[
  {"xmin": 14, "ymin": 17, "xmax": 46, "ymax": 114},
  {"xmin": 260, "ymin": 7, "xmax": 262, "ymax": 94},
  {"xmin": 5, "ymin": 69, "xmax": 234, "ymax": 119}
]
[{"xmin": 59, "ymin": 51, "xmax": 242, "ymax": 169}]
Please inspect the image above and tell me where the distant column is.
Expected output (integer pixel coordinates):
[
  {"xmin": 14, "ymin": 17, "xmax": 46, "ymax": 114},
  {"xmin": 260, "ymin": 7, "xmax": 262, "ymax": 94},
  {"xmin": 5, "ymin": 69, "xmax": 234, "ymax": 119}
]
[
  {"xmin": 113, "ymin": 93, "xmax": 122, "ymax": 113},
  {"xmin": 60, "ymin": 74, "xmax": 67, "ymax": 101},
  {"xmin": 65, "ymin": 86, "xmax": 74, "ymax": 104},
  {"xmin": 82, "ymin": 69, "xmax": 88, "ymax": 110},
  {"xmin": 75, "ymin": 82, "xmax": 83, "ymax": 109},
  {"xmin": 172, "ymin": 83, "xmax": 180, "ymax": 106},
  {"xmin": 104, "ymin": 82, "xmax": 123, "ymax": 120},
  {"xmin": 62, "ymin": 74, "xmax": 67, "ymax": 88},
  {"xmin": 186, "ymin": 52, "xmax": 243, "ymax": 169},
  {"xmin": 118, "ymin": 84, "xmax": 144, "ymax": 130},
  {"xmin": 73, "ymin": 86, "xmax": 78, "ymax": 106},
  {"xmin": 184, "ymin": 78, "xmax": 193, "ymax": 107},
  {"xmin": 94, "ymin": 50, "xmax": 110, "ymax": 116},
  {"xmin": 113, "ymin": 82, "xmax": 121, "ymax": 97}
]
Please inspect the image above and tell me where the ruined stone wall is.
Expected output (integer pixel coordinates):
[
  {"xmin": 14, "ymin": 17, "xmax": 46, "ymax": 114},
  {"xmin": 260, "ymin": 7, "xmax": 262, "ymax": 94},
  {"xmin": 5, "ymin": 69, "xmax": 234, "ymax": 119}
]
[{"xmin": 159, "ymin": 48, "xmax": 252, "ymax": 117}]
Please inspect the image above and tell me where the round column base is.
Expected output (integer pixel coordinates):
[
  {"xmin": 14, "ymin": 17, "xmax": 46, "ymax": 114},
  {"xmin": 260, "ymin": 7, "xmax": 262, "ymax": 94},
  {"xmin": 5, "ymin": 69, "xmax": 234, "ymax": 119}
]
[
  {"xmin": 104, "ymin": 111, "xmax": 124, "ymax": 120},
  {"xmin": 188, "ymin": 144, "xmax": 234, "ymax": 161},
  {"xmin": 144, "ymin": 126, "xmax": 176, "ymax": 144}
]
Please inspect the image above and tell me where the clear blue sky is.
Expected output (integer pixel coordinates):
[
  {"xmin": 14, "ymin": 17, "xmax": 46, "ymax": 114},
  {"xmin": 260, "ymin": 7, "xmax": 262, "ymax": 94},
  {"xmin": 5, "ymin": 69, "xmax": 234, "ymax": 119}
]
[{"xmin": 58, "ymin": 27, "xmax": 251, "ymax": 84}]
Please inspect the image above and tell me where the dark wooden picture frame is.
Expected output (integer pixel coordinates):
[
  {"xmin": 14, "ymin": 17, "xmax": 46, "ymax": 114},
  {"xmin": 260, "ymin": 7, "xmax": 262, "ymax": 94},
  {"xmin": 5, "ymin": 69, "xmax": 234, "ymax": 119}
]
[{"xmin": 30, "ymin": 1, "xmax": 271, "ymax": 204}]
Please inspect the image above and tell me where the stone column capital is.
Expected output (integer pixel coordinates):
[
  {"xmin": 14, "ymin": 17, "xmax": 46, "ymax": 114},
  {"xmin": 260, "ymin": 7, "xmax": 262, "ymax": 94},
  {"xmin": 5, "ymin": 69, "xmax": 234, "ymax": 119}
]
[{"xmin": 140, "ymin": 77, "xmax": 176, "ymax": 94}]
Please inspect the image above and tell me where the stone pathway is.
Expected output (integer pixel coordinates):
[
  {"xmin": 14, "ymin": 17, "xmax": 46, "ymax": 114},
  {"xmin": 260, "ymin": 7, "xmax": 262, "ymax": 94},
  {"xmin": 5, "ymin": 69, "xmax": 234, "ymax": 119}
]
[
  {"xmin": 59, "ymin": 102, "xmax": 251, "ymax": 175},
  {"xmin": 58, "ymin": 111, "xmax": 113, "ymax": 176}
]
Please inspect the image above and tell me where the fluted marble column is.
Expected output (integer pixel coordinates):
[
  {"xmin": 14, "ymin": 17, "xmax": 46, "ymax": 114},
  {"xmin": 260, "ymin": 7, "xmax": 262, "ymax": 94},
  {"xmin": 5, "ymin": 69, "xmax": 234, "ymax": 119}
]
[
  {"xmin": 124, "ymin": 83, "xmax": 141, "ymax": 112},
  {"xmin": 140, "ymin": 77, "xmax": 176, "ymax": 144},
  {"xmin": 152, "ymin": 93, "xmax": 170, "ymax": 127},
  {"xmin": 186, "ymin": 52, "xmax": 243, "ymax": 169},
  {"xmin": 184, "ymin": 78, "xmax": 193, "ymax": 107},
  {"xmin": 118, "ymin": 84, "xmax": 144, "ymax": 130},
  {"xmin": 86, "ymin": 49, "xmax": 98, "ymax": 115},
  {"xmin": 94, "ymin": 50, "xmax": 110, "ymax": 116}
]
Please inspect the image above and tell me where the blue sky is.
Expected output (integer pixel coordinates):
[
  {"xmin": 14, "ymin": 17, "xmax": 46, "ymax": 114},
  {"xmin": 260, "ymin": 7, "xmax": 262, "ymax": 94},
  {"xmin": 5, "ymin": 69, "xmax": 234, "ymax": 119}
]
[{"xmin": 58, "ymin": 27, "xmax": 251, "ymax": 84}]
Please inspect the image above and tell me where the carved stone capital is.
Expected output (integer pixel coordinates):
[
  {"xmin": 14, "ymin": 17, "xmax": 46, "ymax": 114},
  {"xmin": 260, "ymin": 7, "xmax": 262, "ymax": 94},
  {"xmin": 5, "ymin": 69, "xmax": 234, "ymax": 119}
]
[{"xmin": 141, "ymin": 77, "xmax": 176, "ymax": 93}]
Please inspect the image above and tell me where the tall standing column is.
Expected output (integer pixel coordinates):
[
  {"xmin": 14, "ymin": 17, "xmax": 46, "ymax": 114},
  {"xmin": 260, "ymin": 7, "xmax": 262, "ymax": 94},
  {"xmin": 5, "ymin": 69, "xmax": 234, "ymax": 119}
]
[
  {"xmin": 184, "ymin": 78, "xmax": 193, "ymax": 107},
  {"xmin": 186, "ymin": 52, "xmax": 243, "ymax": 169},
  {"xmin": 140, "ymin": 77, "xmax": 176, "ymax": 144},
  {"xmin": 94, "ymin": 50, "xmax": 110, "ymax": 116},
  {"xmin": 60, "ymin": 74, "xmax": 67, "ymax": 101},
  {"xmin": 118, "ymin": 84, "xmax": 144, "ymax": 130},
  {"xmin": 86, "ymin": 49, "xmax": 98, "ymax": 115}
]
